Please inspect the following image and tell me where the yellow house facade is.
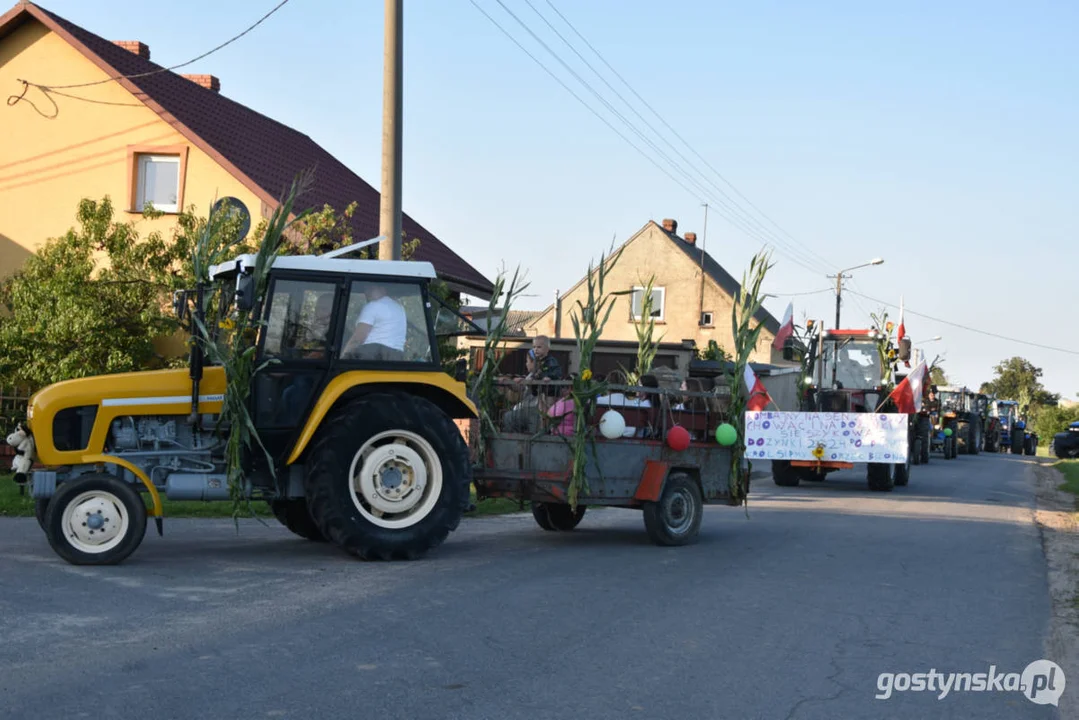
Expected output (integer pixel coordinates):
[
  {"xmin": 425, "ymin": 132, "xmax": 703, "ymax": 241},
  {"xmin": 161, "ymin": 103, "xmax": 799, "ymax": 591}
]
[
  {"xmin": 0, "ymin": 2, "xmax": 492, "ymax": 298},
  {"xmin": 526, "ymin": 219, "xmax": 787, "ymax": 365}
]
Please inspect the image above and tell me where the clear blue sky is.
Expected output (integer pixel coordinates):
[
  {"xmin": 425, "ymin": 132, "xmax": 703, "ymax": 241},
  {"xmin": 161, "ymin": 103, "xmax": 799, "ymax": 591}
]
[{"xmin": 30, "ymin": 0, "xmax": 1079, "ymax": 399}]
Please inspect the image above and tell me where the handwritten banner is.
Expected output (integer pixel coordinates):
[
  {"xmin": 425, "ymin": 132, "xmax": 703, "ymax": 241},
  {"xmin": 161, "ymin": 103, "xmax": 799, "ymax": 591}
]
[{"xmin": 744, "ymin": 412, "xmax": 909, "ymax": 463}]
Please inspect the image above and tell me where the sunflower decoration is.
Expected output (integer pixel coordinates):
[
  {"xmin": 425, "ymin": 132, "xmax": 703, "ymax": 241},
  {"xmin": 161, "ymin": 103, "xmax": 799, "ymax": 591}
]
[
  {"xmin": 812, "ymin": 443, "xmax": 826, "ymax": 460},
  {"xmin": 581, "ymin": 368, "xmax": 593, "ymax": 382}
]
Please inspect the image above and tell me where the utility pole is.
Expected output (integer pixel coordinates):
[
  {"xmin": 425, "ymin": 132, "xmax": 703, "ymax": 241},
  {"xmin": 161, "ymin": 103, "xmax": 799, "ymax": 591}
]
[
  {"xmin": 378, "ymin": 0, "xmax": 403, "ymax": 261},
  {"xmin": 833, "ymin": 272, "xmax": 844, "ymax": 329},
  {"xmin": 698, "ymin": 202, "xmax": 709, "ymax": 323}
]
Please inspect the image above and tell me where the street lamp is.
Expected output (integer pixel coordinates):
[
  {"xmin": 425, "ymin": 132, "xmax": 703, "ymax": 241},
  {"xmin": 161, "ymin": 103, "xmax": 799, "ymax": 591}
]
[
  {"xmin": 828, "ymin": 258, "xmax": 883, "ymax": 329},
  {"xmin": 915, "ymin": 336, "xmax": 943, "ymax": 345}
]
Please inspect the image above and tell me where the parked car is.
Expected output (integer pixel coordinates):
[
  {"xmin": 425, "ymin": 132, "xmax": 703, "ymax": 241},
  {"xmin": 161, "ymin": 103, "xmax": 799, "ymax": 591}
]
[{"xmin": 1053, "ymin": 422, "xmax": 1079, "ymax": 459}]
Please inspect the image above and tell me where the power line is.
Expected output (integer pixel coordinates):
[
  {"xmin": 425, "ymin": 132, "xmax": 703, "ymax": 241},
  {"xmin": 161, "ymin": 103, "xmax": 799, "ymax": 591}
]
[
  {"xmin": 484, "ymin": 0, "xmax": 809, "ymax": 270},
  {"xmin": 846, "ymin": 290, "xmax": 1079, "ymax": 356},
  {"xmin": 466, "ymin": 1, "xmax": 708, "ymax": 204},
  {"xmin": 542, "ymin": 0, "xmax": 838, "ymax": 275},
  {"xmin": 767, "ymin": 287, "xmax": 833, "ymax": 297},
  {"xmin": 15, "ymin": 0, "xmax": 291, "ymax": 91},
  {"xmin": 520, "ymin": 0, "xmax": 831, "ymax": 277}
]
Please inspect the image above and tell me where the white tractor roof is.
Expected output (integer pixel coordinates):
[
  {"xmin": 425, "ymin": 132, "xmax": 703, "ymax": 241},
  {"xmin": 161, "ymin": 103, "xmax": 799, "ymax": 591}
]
[
  {"xmin": 937, "ymin": 385, "xmax": 969, "ymax": 392},
  {"xmin": 209, "ymin": 253, "xmax": 437, "ymax": 281}
]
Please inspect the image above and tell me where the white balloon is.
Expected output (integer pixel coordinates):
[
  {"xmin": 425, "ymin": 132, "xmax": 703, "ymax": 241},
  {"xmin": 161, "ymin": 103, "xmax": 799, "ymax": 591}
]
[{"xmin": 599, "ymin": 410, "xmax": 626, "ymax": 439}]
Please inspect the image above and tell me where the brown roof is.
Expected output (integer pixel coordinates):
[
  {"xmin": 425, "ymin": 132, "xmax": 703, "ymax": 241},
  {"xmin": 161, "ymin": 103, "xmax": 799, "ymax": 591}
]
[{"xmin": 1, "ymin": 2, "xmax": 493, "ymax": 297}]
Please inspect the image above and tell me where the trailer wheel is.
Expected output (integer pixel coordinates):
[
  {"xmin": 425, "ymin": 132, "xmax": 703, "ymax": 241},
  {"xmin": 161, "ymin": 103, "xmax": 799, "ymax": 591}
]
[
  {"xmin": 894, "ymin": 450, "xmax": 912, "ymax": 487},
  {"xmin": 304, "ymin": 392, "xmax": 470, "ymax": 561},
  {"xmin": 1024, "ymin": 436, "xmax": 1037, "ymax": 456},
  {"xmin": 772, "ymin": 460, "xmax": 800, "ymax": 487},
  {"xmin": 270, "ymin": 498, "xmax": 327, "ymax": 542},
  {"xmin": 43, "ymin": 474, "xmax": 147, "ymax": 565},
  {"xmin": 867, "ymin": 463, "xmax": 895, "ymax": 492},
  {"xmin": 531, "ymin": 502, "xmax": 586, "ymax": 531},
  {"xmin": 643, "ymin": 474, "xmax": 703, "ymax": 547},
  {"xmin": 1011, "ymin": 430, "xmax": 1024, "ymax": 455}
]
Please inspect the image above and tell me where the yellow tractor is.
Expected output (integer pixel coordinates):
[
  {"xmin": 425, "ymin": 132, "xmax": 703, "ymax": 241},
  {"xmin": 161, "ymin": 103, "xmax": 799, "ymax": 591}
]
[{"xmin": 16, "ymin": 242, "xmax": 481, "ymax": 565}]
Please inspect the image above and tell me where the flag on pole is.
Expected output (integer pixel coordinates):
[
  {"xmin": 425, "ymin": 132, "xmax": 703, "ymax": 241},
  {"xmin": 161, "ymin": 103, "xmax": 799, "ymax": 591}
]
[
  {"xmin": 896, "ymin": 295, "xmax": 906, "ymax": 344},
  {"xmin": 744, "ymin": 364, "xmax": 774, "ymax": 412},
  {"xmin": 772, "ymin": 302, "xmax": 794, "ymax": 351},
  {"xmin": 887, "ymin": 360, "xmax": 927, "ymax": 414}
]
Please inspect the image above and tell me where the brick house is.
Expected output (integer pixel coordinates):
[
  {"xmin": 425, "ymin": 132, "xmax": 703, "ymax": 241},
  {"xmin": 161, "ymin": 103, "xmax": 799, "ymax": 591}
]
[{"xmin": 525, "ymin": 218, "xmax": 786, "ymax": 365}]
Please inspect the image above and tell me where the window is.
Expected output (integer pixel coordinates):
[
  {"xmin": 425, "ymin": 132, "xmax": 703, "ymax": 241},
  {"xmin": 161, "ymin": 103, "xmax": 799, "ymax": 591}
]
[
  {"xmin": 630, "ymin": 286, "xmax": 665, "ymax": 321},
  {"xmin": 700, "ymin": 311, "xmax": 714, "ymax": 327},
  {"xmin": 339, "ymin": 280, "xmax": 433, "ymax": 364},
  {"xmin": 135, "ymin": 154, "xmax": 181, "ymax": 212},
  {"xmin": 262, "ymin": 280, "xmax": 338, "ymax": 360}
]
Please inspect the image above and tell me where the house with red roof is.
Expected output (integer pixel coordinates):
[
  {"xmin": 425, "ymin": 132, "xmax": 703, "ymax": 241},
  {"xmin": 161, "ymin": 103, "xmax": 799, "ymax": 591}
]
[{"xmin": 0, "ymin": 1, "xmax": 492, "ymax": 299}]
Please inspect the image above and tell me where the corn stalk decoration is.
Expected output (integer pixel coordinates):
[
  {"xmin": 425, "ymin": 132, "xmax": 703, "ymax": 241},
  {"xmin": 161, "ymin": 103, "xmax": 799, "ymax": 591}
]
[
  {"xmin": 566, "ymin": 246, "xmax": 627, "ymax": 509},
  {"xmin": 727, "ymin": 250, "xmax": 774, "ymax": 507},
  {"xmin": 623, "ymin": 273, "xmax": 664, "ymax": 386},
  {"xmin": 869, "ymin": 309, "xmax": 898, "ymax": 389},
  {"xmin": 469, "ymin": 265, "xmax": 529, "ymax": 467},
  {"xmin": 191, "ymin": 173, "xmax": 313, "ymax": 523}
]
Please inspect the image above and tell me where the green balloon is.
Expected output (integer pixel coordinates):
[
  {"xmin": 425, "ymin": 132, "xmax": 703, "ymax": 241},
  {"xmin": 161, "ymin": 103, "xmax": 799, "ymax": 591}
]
[
  {"xmin": 944, "ymin": 428, "xmax": 953, "ymax": 437},
  {"xmin": 715, "ymin": 423, "xmax": 737, "ymax": 446}
]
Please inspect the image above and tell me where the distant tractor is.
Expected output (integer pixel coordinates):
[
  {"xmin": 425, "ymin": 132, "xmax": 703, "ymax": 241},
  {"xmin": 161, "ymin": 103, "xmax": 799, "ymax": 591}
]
[
  {"xmin": 926, "ymin": 386, "xmax": 958, "ymax": 460},
  {"xmin": 936, "ymin": 386, "xmax": 981, "ymax": 456},
  {"xmin": 975, "ymin": 393, "xmax": 1001, "ymax": 453},
  {"xmin": 993, "ymin": 400, "xmax": 1038, "ymax": 455},
  {"xmin": 773, "ymin": 326, "xmax": 914, "ymax": 492}
]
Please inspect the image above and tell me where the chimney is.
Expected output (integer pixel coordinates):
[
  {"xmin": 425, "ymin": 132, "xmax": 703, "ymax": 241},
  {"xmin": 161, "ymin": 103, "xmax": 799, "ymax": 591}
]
[
  {"xmin": 112, "ymin": 41, "xmax": 150, "ymax": 60},
  {"xmin": 684, "ymin": 232, "xmax": 697, "ymax": 245},
  {"xmin": 662, "ymin": 218, "xmax": 678, "ymax": 234},
  {"xmin": 182, "ymin": 74, "xmax": 221, "ymax": 92}
]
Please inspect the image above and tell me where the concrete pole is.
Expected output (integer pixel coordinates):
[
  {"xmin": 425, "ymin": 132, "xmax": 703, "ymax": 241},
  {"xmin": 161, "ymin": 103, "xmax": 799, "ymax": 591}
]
[{"xmin": 378, "ymin": 0, "xmax": 403, "ymax": 261}]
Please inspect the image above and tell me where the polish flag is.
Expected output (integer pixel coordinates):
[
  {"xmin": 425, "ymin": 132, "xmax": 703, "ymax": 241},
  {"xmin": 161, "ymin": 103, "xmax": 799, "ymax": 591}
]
[
  {"xmin": 744, "ymin": 364, "xmax": 773, "ymax": 412},
  {"xmin": 887, "ymin": 361, "xmax": 927, "ymax": 414},
  {"xmin": 896, "ymin": 296, "xmax": 906, "ymax": 343},
  {"xmin": 772, "ymin": 302, "xmax": 794, "ymax": 350}
]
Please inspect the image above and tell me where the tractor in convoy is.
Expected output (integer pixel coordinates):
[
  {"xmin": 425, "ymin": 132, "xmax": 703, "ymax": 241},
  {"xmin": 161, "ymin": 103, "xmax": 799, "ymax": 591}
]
[
  {"xmin": 7, "ymin": 240, "xmax": 487, "ymax": 565},
  {"xmin": 992, "ymin": 399, "xmax": 1038, "ymax": 455},
  {"xmin": 927, "ymin": 386, "xmax": 986, "ymax": 458},
  {"xmin": 975, "ymin": 393, "xmax": 1002, "ymax": 453},
  {"xmin": 772, "ymin": 325, "xmax": 914, "ymax": 492}
]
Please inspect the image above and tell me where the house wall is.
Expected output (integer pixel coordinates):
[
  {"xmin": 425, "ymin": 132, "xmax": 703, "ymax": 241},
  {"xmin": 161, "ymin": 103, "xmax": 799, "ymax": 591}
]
[
  {"xmin": 530, "ymin": 223, "xmax": 781, "ymax": 364},
  {"xmin": 0, "ymin": 20, "xmax": 264, "ymax": 280}
]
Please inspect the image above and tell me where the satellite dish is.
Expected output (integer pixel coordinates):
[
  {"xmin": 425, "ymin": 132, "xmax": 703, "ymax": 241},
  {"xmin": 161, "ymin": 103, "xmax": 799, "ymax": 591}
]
[{"xmin": 211, "ymin": 196, "xmax": 251, "ymax": 240}]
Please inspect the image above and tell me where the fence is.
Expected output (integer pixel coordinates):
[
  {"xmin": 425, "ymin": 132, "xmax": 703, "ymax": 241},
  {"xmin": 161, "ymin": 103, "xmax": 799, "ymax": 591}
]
[{"xmin": 0, "ymin": 385, "xmax": 32, "ymax": 454}]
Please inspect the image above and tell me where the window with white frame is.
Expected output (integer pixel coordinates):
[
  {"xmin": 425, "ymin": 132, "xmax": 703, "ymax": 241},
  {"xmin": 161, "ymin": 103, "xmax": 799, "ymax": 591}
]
[
  {"xmin": 630, "ymin": 286, "xmax": 665, "ymax": 321},
  {"xmin": 700, "ymin": 311, "xmax": 714, "ymax": 326},
  {"xmin": 135, "ymin": 154, "xmax": 180, "ymax": 212}
]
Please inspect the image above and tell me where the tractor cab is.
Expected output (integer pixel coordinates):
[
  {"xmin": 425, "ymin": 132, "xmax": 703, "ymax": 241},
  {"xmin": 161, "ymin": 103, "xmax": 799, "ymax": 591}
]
[
  {"xmin": 202, "ymin": 249, "xmax": 482, "ymax": 468},
  {"xmin": 807, "ymin": 329, "xmax": 884, "ymax": 412}
]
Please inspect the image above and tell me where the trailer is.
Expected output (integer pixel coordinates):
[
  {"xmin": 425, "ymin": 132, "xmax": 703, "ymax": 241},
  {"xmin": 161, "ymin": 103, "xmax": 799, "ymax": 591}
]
[{"xmin": 471, "ymin": 380, "xmax": 746, "ymax": 546}]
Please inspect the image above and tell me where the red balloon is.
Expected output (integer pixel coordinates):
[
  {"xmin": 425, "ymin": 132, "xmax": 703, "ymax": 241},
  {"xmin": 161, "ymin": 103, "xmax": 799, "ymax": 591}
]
[{"xmin": 666, "ymin": 425, "xmax": 691, "ymax": 451}]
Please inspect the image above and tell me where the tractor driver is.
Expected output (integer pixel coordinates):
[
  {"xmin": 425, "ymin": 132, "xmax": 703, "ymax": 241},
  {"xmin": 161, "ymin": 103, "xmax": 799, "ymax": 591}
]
[{"xmin": 341, "ymin": 283, "xmax": 407, "ymax": 361}]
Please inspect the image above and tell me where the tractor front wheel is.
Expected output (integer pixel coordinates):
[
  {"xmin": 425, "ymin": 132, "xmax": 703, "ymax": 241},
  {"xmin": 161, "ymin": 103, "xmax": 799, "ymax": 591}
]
[
  {"xmin": 43, "ymin": 474, "xmax": 147, "ymax": 565},
  {"xmin": 304, "ymin": 392, "xmax": 470, "ymax": 561},
  {"xmin": 867, "ymin": 463, "xmax": 895, "ymax": 492},
  {"xmin": 772, "ymin": 460, "xmax": 800, "ymax": 487}
]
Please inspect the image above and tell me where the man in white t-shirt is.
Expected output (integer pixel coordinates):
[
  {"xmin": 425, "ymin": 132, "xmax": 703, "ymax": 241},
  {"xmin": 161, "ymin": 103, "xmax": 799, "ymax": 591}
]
[{"xmin": 342, "ymin": 284, "xmax": 407, "ymax": 360}]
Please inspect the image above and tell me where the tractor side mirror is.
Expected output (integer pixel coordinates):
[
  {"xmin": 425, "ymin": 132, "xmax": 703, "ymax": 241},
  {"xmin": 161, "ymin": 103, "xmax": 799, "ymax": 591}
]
[
  {"xmin": 898, "ymin": 337, "xmax": 912, "ymax": 362},
  {"xmin": 235, "ymin": 272, "xmax": 255, "ymax": 312}
]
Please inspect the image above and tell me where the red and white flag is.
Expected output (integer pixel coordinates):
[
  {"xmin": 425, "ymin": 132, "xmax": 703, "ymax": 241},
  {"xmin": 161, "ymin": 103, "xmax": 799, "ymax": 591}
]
[
  {"xmin": 744, "ymin": 364, "xmax": 774, "ymax": 412},
  {"xmin": 771, "ymin": 302, "xmax": 794, "ymax": 350},
  {"xmin": 887, "ymin": 361, "xmax": 927, "ymax": 414},
  {"xmin": 896, "ymin": 295, "xmax": 906, "ymax": 344}
]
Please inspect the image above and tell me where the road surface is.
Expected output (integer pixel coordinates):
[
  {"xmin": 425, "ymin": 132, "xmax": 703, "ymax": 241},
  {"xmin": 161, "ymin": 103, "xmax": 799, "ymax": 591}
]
[{"xmin": 0, "ymin": 453, "xmax": 1059, "ymax": 719}]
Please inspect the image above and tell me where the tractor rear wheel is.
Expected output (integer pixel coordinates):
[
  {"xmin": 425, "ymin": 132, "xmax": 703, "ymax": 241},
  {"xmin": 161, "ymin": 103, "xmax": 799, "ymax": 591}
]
[
  {"xmin": 642, "ymin": 473, "xmax": 703, "ymax": 546},
  {"xmin": 531, "ymin": 502, "xmax": 586, "ymax": 531},
  {"xmin": 969, "ymin": 423, "xmax": 981, "ymax": 455},
  {"xmin": 270, "ymin": 498, "xmax": 327, "ymax": 542},
  {"xmin": 957, "ymin": 422, "xmax": 970, "ymax": 454},
  {"xmin": 304, "ymin": 391, "xmax": 470, "ymax": 561},
  {"xmin": 894, "ymin": 452, "xmax": 912, "ymax": 487},
  {"xmin": 867, "ymin": 463, "xmax": 895, "ymax": 492},
  {"xmin": 43, "ymin": 474, "xmax": 147, "ymax": 565},
  {"xmin": 772, "ymin": 460, "xmax": 800, "ymax": 487}
]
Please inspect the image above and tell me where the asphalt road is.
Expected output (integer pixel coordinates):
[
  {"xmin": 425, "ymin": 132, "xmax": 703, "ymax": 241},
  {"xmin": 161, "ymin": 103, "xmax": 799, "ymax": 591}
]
[{"xmin": 0, "ymin": 452, "xmax": 1060, "ymax": 720}]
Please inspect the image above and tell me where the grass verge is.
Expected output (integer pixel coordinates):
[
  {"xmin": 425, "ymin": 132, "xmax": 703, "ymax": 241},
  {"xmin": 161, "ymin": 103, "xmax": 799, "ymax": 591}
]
[
  {"xmin": 2, "ymin": 474, "xmax": 525, "ymax": 519},
  {"xmin": 1051, "ymin": 460, "xmax": 1079, "ymax": 499}
]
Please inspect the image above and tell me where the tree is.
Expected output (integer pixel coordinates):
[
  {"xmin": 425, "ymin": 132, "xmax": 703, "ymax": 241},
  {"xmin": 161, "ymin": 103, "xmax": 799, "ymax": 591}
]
[
  {"xmin": 0, "ymin": 197, "xmax": 245, "ymax": 389},
  {"xmin": 979, "ymin": 357, "xmax": 1060, "ymax": 413},
  {"xmin": 930, "ymin": 366, "xmax": 948, "ymax": 386}
]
